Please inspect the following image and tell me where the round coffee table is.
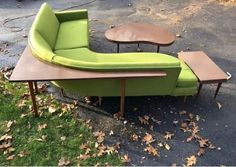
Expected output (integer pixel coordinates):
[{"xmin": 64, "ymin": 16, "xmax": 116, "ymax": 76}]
[{"xmin": 105, "ymin": 23, "xmax": 175, "ymax": 53}]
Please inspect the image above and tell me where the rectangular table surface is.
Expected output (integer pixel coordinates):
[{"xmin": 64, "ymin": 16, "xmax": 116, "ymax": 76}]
[
  {"xmin": 178, "ymin": 51, "xmax": 228, "ymax": 83},
  {"xmin": 10, "ymin": 46, "xmax": 167, "ymax": 82}
]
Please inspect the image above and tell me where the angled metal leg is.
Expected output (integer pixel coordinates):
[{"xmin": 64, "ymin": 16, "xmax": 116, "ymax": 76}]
[
  {"xmin": 197, "ymin": 83, "xmax": 203, "ymax": 96},
  {"xmin": 214, "ymin": 83, "xmax": 222, "ymax": 98},
  {"xmin": 28, "ymin": 81, "xmax": 39, "ymax": 117}
]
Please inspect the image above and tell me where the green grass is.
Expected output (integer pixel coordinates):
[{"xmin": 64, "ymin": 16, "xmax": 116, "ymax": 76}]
[{"xmin": 0, "ymin": 73, "xmax": 122, "ymax": 166}]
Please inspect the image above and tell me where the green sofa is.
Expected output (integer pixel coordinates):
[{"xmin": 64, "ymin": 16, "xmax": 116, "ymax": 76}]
[{"xmin": 29, "ymin": 3, "xmax": 198, "ymax": 97}]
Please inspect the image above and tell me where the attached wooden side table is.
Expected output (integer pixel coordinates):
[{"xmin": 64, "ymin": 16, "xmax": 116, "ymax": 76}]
[
  {"xmin": 105, "ymin": 23, "xmax": 175, "ymax": 53},
  {"xmin": 178, "ymin": 51, "xmax": 229, "ymax": 98}
]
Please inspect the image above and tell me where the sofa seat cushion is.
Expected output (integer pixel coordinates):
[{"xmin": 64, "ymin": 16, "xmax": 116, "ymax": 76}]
[
  {"xmin": 54, "ymin": 19, "xmax": 89, "ymax": 50},
  {"xmin": 53, "ymin": 48, "xmax": 180, "ymax": 70},
  {"xmin": 177, "ymin": 62, "xmax": 198, "ymax": 87}
]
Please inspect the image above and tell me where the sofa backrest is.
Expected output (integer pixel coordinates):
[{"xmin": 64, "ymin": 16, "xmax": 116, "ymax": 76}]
[{"xmin": 31, "ymin": 3, "xmax": 59, "ymax": 49}]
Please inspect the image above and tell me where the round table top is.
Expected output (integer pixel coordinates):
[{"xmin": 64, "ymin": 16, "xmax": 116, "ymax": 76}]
[{"xmin": 105, "ymin": 23, "xmax": 176, "ymax": 46}]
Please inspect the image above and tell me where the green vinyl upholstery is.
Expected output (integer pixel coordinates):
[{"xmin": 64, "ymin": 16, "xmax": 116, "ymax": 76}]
[{"xmin": 29, "ymin": 3, "xmax": 198, "ymax": 97}]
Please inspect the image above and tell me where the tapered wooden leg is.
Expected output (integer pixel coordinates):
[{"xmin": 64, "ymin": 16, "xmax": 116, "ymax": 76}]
[
  {"xmin": 214, "ymin": 83, "xmax": 222, "ymax": 98},
  {"xmin": 119, "ymin": 78, "xmax": 126, "ymax": 117},
  {"xmin": 197, "ymin": 83, "xmax": 203, "ymax": 96},
  {"xmin": 33, "ymin": 81, "xmax": 39, "ymax": 94},
  {"xmin": 28, "ymin": 81, "xmax": 39, "ymax": 117}
]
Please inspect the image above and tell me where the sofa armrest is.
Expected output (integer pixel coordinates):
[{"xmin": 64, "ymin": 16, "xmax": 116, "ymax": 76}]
[{"xmin": 55, "ymin": 9, "xmax": 88, "ymax": 22}]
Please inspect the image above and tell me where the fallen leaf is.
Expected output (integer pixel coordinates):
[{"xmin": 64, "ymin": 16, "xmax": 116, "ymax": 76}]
[
  {"xmin": 196, "ymin": 115, "xmax": 200, "ymax": 121},
  {"xmin": 109, "ymin": 130, "xmax": 114, "ymax": 136},
  {"xmin": 37, "ymin": 123, "xmax": 47, "ymax": 131},
  {"xmin": 93, "ymin": 131, "xmax": 105, "ymax": 143},
  {"xmin": 165, "ymin": 143, "xmax": 171, "ymax": 150},
  {"xmin": 48, "ymin": 105, "xmax": 57, "ymax": 113},
  {"xmin": 185, "ymin": 155, "xmax": 197, "ymax": 166},
  {"xmin": 4, "ymin": 147, "xmax": 15, "ymax": 154},
  {"xmin": 18, "ymin": 150, "xmax": 28, "ymax": 157},
  {"xmin": 198, "ymin": 138, "xmax": 209, "ymax": 148},
  {"xmin": 157, "ymin": 142, "xmax": 163, "ymax": 147},
  {"xmin": 77, "ymin": 154, "xmax": 90, "ymax": 161},
  {"xmin": 121, "ymin": 154, "xmax": 131, "ymax": 163},
  {"xmin": 217, "ymin": 102, "xmax": 222, "ymax": 109},
  {"xmin": 197, "ymin": 148, "xmax": 205, "ymax": 156},
  {"xmin": 179, "ymin": 110, "xmax": 187, "ymax": 115},
  {"xmin": 138, "ymin": 115, "xmax": 149, "ymax": 125},
  {"xmin": 6, "ymin": 120, "xmax": 14, "ymax": 128},
  {"xmin": 60, "ymin": 136, "xmax": 66, "ymax": 141},
  {"xmin": 36, "ymin": 135, "xmax": 47, "ymax": 142},
  {"xmin": 130, "ymin": 133, "xmax": 139, "ymax": 141},
  {"xmin": 6, "ymin": 154, "xmax": 15, "ymax": 161},
  {"xmin": 192, "ymin": 126, "xmax": 200, "ymax": 134},
  {"xmin": 164, "ymin": 132, "xmax": 174, "ymax": 140},
  {"xmin": 142, "ymin": 133, "xmax": 155, "ymax": 144},
  {"xmin": 186, "ymin": 135, "xmax": 194, "ymax": 142},
  {"xmin": 58, "ymin": 157, "xmax": 70, "ymax": 166},
  {"xmin": 0, "ymin": 134, "xmax": 12, "ymax": 141},
  {"xmin": 144, "ymin": 145, "xmax": 159, "ymax": 157}
]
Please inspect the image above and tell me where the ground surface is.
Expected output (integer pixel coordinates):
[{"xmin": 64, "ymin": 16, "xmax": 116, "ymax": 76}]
[{"xmin": 0, "ymin": 0, "xmax": 236, "ymax": 166}]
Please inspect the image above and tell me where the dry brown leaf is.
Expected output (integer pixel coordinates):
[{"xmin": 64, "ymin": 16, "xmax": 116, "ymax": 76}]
[
  {"xmin": 144, "ymin": 145, "xmax": 160, "ymax": 157},
  {"xmin": 58, "ymin": 157, "xmax": 70, "ymax": 166},
  {"xmin": 37, "ymin": 123, "xmax": 47, "ymax": 131},
  {"xmin": 36, "ymin": 135, "xmax": 47, "ymax": 142},
  {"xmin": 121, "ymin": 154, "xmax": 131, "ymax": 163},
  {"xmin": 164, "ymin": 132, "xmax": 174, "ymax": 140},
  {"xmin": 6, "ymin": 120, "xmax": 14, "ymax": 128},
  {"xmin": 142, "ymin": 133, "xmax": 155, "ymax": 144},
  {"xmin": 130, "ymin": 133, "xmax": 139, "ymax": 141},
  {"xmin": 197, "ymin": 148, "xmax": 205, "ymax": 157},
  {"xmin": 93, "ymin": 131, "xmax": 105, "ymax": 143},
  {"xmin": 186, "ymin": 135, "xmax": 194, "ymax": 142},
  {"xmin": 18, "ymin": 150, "xmax": 28, "ymax": 157},
  {"xmin": 48, "ymin": 105, "xmax": 57, "ymax": 113},
  {"xmin": 60, "ymin": 136, "xmax": 66, "ymax": 141},
  {"xmin": 189, "ymin": 113, "xmax": 194, "ymax": 119},
  {"xmin": 192, "ymin": 126, "xmax": 200, "ymax": 134},
  {"xmin": 157, "ymin": 142, "xmax": 163, "ymax": 147},
  {"xmin": 4, "ymin": 147, "xmax": 15, "ymax": 155},
  {"xmin": 77, "ymin": 154, "xmax": 90, "ymax": 161},
  {"xmin": 198, "ymin": 138, "xmax": 209, "ymax": 148},
  {"xmin": 0, "ymin": 134, "xmax": 12, "ymax": 141},
  {"xmin": 217, "ymin": 102, "xmax": 222, "ymax": 109},
  {"xmin": 179, "ymin": 110, "xmax": 187, "ymax": 115},
  {"xmin": 106, "ymin": 146, "xmax": 117, "ymax": 155},
  {"xmin": 165, "ymin": 143, "xmax": 171, "ymax": 150},
  {"xmin": 80, "ymin": 143, "xmax": 88, "ymax": 150},
  {"xmin": 138, "ymin": 115, "xmax": 150, "ymax": 125},
  {"xmin": 6, "ymin": 154, "xmax": 15, "ymax": 161},
  {"xmin": 185, "ymin": 155, "xmax": 197, "ymax": 166},
  {"xmin": 0, "ymin": 141, "xmax": 12, "ymax": 149}
]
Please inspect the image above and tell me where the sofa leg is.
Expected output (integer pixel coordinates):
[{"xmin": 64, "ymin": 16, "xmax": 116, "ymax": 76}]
[
  {"xmin": 197, "ymin": 83, "xmax": 203, "ymax": 97},
  {"xmin": 119, "ymin": 78, "xmax": 126, "ymax": 117},
  {"xmin": 98, "ymin": 96, "xmax": 102, "ymax": 106},
  {"xmin": 183, "ymin": 96, "xmax": 187, "ymax": 103}
]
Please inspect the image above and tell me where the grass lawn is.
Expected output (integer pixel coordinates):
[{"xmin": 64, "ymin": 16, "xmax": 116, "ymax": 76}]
[{"xmin": 0, "ymin": 72, "xmax": 122, "ymax": 166}]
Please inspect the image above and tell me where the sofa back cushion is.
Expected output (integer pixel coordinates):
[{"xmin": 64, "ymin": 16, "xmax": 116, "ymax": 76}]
[{"xmin": 32, "ymin": 3, "xmax": 59, "ymax": 49}]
